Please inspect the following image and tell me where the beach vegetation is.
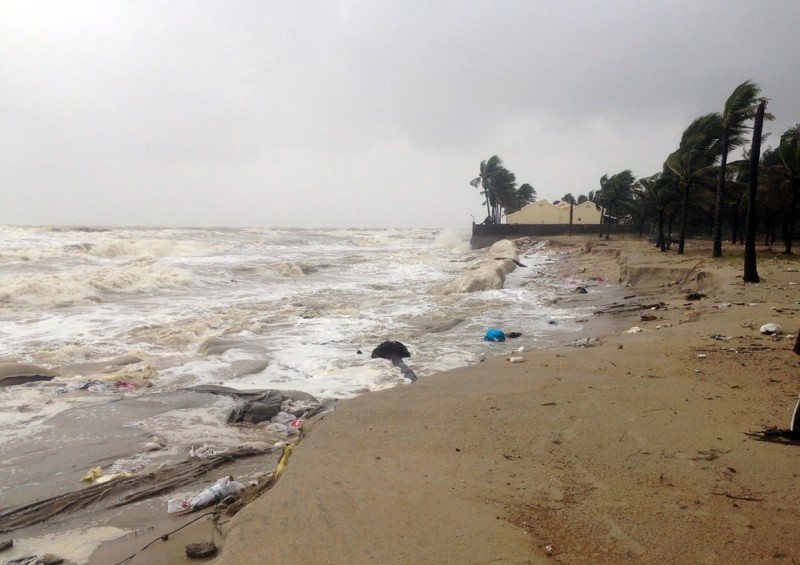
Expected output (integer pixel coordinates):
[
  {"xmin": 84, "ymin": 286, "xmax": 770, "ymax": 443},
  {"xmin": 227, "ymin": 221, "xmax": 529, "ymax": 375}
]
[
  {"xmin": 712, "ymin": 80, "xmax": 764, "ymax": 258},
  {"xmin": 662, "ymin": 113, "xmax": 725, "ymax": 254},
  {"xmin": 469, "ymin": 82, "xmax": 799, "ymax": 264},
  {"xmin": 772, "ymin": 124, "xmax": 800, "ymax": 254},
  {"xmin": 470, "ymin": 156, "xmax": 536, "ymax": 223},
  {"xmin": 595, "ymin": 170, "xmax": 636, "ymax": 240}
]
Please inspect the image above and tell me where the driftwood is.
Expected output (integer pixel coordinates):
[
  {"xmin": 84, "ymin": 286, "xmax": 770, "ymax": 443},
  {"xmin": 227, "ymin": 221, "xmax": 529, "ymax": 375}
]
[
  {"xmin": 595, "ymin": 301, "xmax": 664, "ymax": 314},
  {"xmin": 0, "ymin": 447, "xmax": 268, "ymax": 534}
]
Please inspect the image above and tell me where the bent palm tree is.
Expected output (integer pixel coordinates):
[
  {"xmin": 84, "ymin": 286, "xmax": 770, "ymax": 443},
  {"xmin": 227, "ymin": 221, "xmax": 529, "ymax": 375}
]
[
  {"xmin": 596, "ymin": 170, "xmax": 635, "ymax": 240},
  {"xmin": 470, "ymin": 156, "xmax": 518, "ymax": 223},
  {"xmin": 470, "ymin": 155, "xmax": 504, "ymax": 222},
  {"xmin": 633, "ymin": 174, "xmax": 670, "ymax": 251},
  {"xmin": 505, "ymin": 183, "xmax": 536, "ymax": 215},
  {"xmin": 663, "ymin": 113, "xmax": 725, "ymax": 254},
  {"xmin": 712, "ymin": 81, "xmax": 763, "ymax": 257}
]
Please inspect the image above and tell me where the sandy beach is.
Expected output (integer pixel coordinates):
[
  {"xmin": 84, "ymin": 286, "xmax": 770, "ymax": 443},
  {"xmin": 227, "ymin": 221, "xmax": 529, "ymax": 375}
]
[{"xmin": 6, "ymin": 235, "xmax": 800, "ymax": 564}]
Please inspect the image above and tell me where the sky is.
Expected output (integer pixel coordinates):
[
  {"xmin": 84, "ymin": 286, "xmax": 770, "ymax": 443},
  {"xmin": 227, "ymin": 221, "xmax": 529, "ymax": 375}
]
[{"xmin": 1, "ymin": 1, "xmax": 799, "ymax": 230}]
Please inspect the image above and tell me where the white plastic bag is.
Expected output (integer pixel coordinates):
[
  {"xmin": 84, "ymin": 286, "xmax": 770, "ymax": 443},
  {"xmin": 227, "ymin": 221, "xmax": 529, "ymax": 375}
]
[{"xmin": 167, "ymin": 476, "xmax": 245, "ymax": 513}]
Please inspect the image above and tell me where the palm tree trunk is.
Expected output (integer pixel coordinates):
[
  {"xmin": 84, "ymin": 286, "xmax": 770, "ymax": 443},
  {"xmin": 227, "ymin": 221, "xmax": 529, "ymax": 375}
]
[
  {"xmin": 785, "ymin": 179, "xmax": 799, "ymax": 254},
  {"xmin": 678, "ymin": 185, "xmax": 689, "ymax": 254},
  {"xmin": 657, "ymin": 207, "xmax": 666, "ymax": 251},
  {"xmin": 712, "ymin": 132, "xmax": 731, "ymax": 257},
  {"xmin": 743, "ymin": 100, "xmax": 766, "ymax": 283}
]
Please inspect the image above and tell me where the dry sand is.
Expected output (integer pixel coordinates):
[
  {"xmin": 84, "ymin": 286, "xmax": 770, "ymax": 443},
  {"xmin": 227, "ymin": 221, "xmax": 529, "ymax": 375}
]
[{"xmin": 13, "ymin": 236, "xmax": 800, "ymax": 565}]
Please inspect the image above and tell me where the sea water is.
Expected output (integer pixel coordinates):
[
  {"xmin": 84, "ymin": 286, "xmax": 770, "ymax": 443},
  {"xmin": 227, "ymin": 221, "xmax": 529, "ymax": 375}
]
[{"xmin": 0, "ymin": 226, "xmax": 595, "ymax": 468}]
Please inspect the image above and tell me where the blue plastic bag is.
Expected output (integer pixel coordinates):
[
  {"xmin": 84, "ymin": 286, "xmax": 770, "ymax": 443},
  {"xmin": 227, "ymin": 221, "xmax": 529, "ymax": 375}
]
[{"xmin": 484, "ymin": 329, "xmax": 506, "ymax": 342}]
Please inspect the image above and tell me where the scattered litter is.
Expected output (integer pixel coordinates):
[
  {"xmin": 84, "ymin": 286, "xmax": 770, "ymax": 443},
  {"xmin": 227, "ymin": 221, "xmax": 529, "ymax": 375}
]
[
  {"xmin": 184, "ymin": 385, "xmax": 324, "ymax": 425},
  {"xmin": 110, "ymin": 457, "xmax": 150, "ymax": 475},
  {"xmin": 190, "ymin": 444, "xmax": 227, "ymax": 458},
  {"xmin": 79, "ymin": 379, "xmax": 112, "ymax": 392},
  {"xmin": 81, "ymin": 467, "xmax": 104, "ymax": 483},
  {"xmin": 625, "ymin": 326, "xmax": 644, "ymax": 334},
  {"xmin": 143, "ymin": 437, "xmax": 166, "ymax": 451},
  {"xmin": 484, "ymin": 329, "xmax": 506, "ymax": 342},
  {"xmin": 371, "ymin": 340, "xmax": 417, "ymax": 381},
  {"xmin": 507, "ymin": 356, "xmax": 525, "ymax": 363},
  {"xmin": 697, "ymin": 354, "xmax": 707, "ymax": 359},
  {"xmin": 186, "ymin": 541, "xmax": 217, "ymax": 559},
  {"xmin": 167, "ymin": 476, "xmax": 245, "ymax": 513},
  {"xmin": 685, "ymin": 292, "xmax": 706, "ymax": 301},
  {"xmin": 81, "ymin": 457, "xmax": 150, "ymax": 484},
  {"xmin": 714, "ymin": 303, "xmax": 731, "ymax": 310},
  {"xmin": 760, "ymin": 323, "xmax": 783, "ymax": 335},
  {"xmin": 710, "ymin": 333, "xmax": 732, "ymax": 341},
  {"xmin": 3, "ymin": 554, "xmax": 63, "ymax": 565}
]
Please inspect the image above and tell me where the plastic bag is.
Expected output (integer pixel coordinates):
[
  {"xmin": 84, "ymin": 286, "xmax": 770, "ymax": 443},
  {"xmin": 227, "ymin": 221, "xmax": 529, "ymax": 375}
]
[
  {"xmin": 167, "ymin": 476, "xmax": 245, "ymax": 513},
  {"xmin": 484, "ymin": 329, "xmax": 506, "ymax": 342}
]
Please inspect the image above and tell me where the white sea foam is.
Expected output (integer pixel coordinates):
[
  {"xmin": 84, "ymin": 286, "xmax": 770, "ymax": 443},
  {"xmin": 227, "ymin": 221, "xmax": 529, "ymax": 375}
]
[
  {"xmin": 0, "ymin": 227, "xmax": 601, "ymax": 455},
  {"xmin": 89, "ymin": 237, "xmax": 228, "ymax": 259},
  {"xmin": 0, "ymin": 258, "xmax": 193, "ymax": 308}
]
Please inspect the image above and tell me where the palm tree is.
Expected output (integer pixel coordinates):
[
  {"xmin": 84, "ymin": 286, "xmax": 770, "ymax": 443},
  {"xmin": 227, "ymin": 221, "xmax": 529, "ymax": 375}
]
[
  {"xmin": 712, "ymin": 81, "xmax": 762, "ymax": 258},
  {"xmin": 561, "ymin": 193, "xmax": 576, "ymax": 232},
  {"xmin": 596, "ymin": 170, "xmax": 635, "ymax": 240},
  {"xmin": 776, "ymin": 125, "xmax": 800, "ymax": 254},
  {"xmin": 470, "ymin": 156, "xmax": 528, "ymax": 223},
  {"xmin": 743, "ymin": 100, "xmax": 768, "ymax": 283},
  {"xmin": 470, "ymin": 155, "xmax": 504, "ymax": 223},
  {"xmin": 504, "ymin": 183, "xmax": 537, "ymax": 215},
  {"xmin": 663, "ymin": 113, "xmax": 725, "ymax": 254},
  {"xmin": 632, "ymin": 174, "xmax": 671, "ymax": 251}
]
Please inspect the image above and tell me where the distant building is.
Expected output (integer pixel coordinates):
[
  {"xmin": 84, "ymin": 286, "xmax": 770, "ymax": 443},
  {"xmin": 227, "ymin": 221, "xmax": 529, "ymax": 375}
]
[{"xmin": 507, "ymin": 200, "xmax": 602, "ymax": 225}]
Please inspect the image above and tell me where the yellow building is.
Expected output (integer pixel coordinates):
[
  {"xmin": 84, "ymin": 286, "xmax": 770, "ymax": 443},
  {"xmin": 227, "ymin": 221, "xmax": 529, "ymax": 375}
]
[{"xmin": 507, "ymin": 200, "xmax": 601, "ymax": 225}]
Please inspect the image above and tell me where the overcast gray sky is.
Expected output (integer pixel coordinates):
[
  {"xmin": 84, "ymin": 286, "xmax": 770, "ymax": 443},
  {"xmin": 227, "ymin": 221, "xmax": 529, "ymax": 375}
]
[{"xmin": 1, "ymin": 1, "xmax": 798, "ymax": 229}]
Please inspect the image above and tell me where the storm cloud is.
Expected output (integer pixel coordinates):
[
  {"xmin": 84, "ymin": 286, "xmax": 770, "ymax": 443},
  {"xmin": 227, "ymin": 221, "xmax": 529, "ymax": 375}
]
[{"xmin": 1, "ymin": 1, "xmax": 798, "ymax": 228}]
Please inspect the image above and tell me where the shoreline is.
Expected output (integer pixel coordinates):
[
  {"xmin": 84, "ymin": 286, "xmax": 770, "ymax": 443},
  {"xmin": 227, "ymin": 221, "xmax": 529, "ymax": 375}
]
[
  {"xmin": 207, "ymin": 236, "xmax": 800, "ymax": 564},
  {"xmin": 1, "ymin": 235, "xmax": 612, "ymax": 564},
  {"xmin": 80, "ymin": 236, "xmax": 634, "ymax": 565},
  {"xmin": 6, "ymin": 235, "xmax": 799, "ymax": 563}
]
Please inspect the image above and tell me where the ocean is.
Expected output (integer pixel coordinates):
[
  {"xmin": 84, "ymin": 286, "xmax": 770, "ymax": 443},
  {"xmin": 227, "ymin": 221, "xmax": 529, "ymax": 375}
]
[
  {"xmin": 0, "ymin": 226, "xmax": 603, "ymax": 553},
  {"xmin": 0, "ymin": 226, "xmax": 592, "ymax": 399}
]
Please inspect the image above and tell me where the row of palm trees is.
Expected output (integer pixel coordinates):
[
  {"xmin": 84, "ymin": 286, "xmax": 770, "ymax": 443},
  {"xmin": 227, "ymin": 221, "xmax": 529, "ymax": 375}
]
[
  {"xmin": 469, "ymin": 81, "xmax": 799, "ymax": 277},
  {"xmin": 592, "ymin": 81, "xmax": 799, "ymax": 274}
]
